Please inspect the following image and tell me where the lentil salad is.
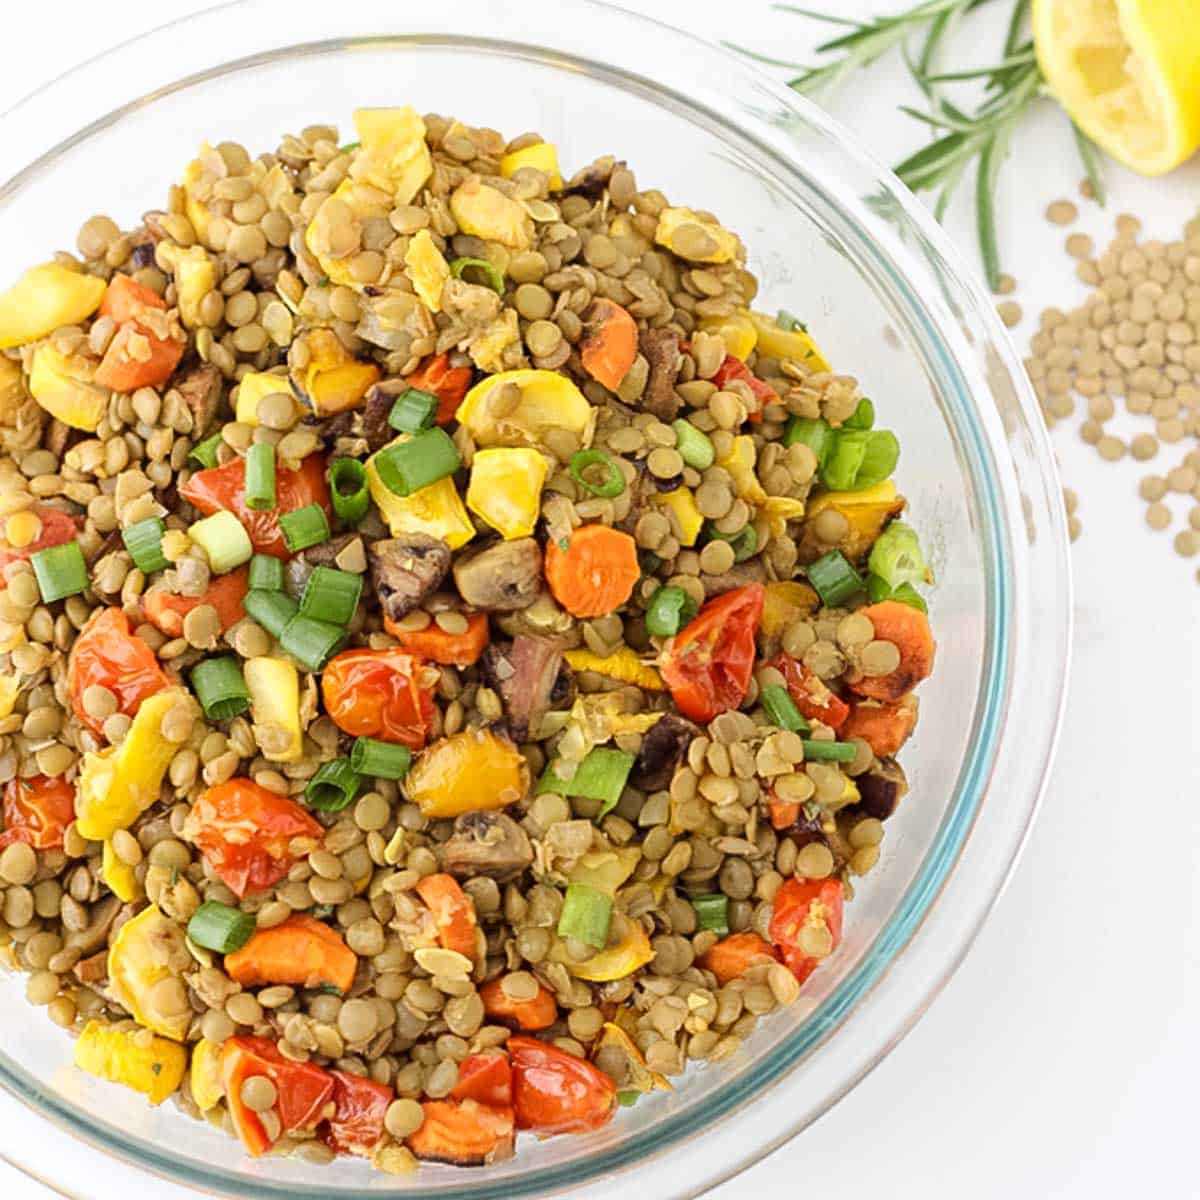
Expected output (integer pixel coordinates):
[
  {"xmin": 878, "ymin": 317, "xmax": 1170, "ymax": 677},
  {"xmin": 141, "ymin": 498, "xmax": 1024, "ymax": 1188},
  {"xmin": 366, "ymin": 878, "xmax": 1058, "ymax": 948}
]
[{"xmin": 0, "ymin": 107, "xmax": 935, "ymax": 1174}]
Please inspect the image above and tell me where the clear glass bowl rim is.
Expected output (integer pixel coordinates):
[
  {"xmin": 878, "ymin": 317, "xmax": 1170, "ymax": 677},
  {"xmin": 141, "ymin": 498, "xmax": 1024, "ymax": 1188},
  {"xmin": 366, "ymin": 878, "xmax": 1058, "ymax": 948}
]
[{"xmin": 0, "ymin": 3, "xmax": 1072, "ymax": 1197}]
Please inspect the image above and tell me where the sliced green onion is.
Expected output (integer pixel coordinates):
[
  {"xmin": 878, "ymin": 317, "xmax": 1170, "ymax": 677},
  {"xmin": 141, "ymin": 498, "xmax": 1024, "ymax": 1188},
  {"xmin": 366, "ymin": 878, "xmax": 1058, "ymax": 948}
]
[
  {"xmin": 306, "ymin": 758, "xmax": 361, "ymax": 812},
  {"xmin": 448, "ymin": 256, "xmax": 505, "ymax": 295},
  {"xmin": 30, "ymin": 541, "xmax": 88, "ymax": 603},
  {"xmin": 372, "ymin": 428, "xmax": 460, "ymax": 497},
  {"xmin": 844, "ymin": 397, "xmax": 875, "ymax": 430},
  {"xmin": 890, "ymin": 582, "xmax": 928, "ymax": 613},
  {"xmin": 556, "ymin": 882, "xmax": 613, "ymax": 949},
  {"xmin": 645, "ymin": 585, "xmax": 697, "ymax": 638},
  {"xmin": 691, "ymin": 894, "xmax": 730, "ymax": 935},
  {"xmin": 387, "ymin": 387, "xmax": 439, "ymax": 434},
  {"xmin": 853, "ymin": 430, "xmax": 900, "ymax": 491},
  {"xmin": 186, "ymin": 901, "xmax": 255, "ymax": 954},
  {"xmin": 777, "ymin": 309, "xmax": 807, "ymax": 333},
  {"xmin": 783, "ymin": 416, "xmax": 831, "ymax": 465},
  {"xmin": 121, "ymin": 517, "xmax": 169, "ymax": 574},
  {"xmin": 190, "ymin": 656, "xmax": 251, "ymax": 721},
  {"xmin": 248, "ymin": 554, "xmax": 284, "ymax": 592},
  {"xmin": 568, "ymin": 449, "xmax": 625, "ymax": 499},
  {"xmin": 617, "ymin": 1090, "xmax": 641, "ymax": 1108},
  {"xmin": 802, "ymin": 739, "xmax": 857, "ymax": 763},
  {"xmin": 706, "ymin": 523, "xmax": 758, "ymax": 563},
  {"xmin": 349, "ymin": 737, "xmax": 412, "ymax": 779},
  {"xmin": 280, "ymin": 613, "xmax": 346, "ymax": 672},
  {"xmin": 820, "ymin": 430, "xmax": 868, "ymax": 491},
  {"xmin": 329, "ymin": 458, "xmax": 370, "ymax": 524},
  {"xmin": 243, "ymin": 589, "xmax": 298, "ymax": 639},
  {"xmin": 807, "ymin": 550, "xmax": 863, "ymax": 608},
  {"xmin": 868, "ymin": 521, "xmax": 929, "ymax": 590},
  {"xmin": 279, "ymin": 503, "xmax": 330, "ymax": 553},
  {"xmin": 189, "ymin": 510, "xmax": 253, "ymax": 574},
  {"xmin": 866, "ymin": 573, "xmax": 891, "ymax": 605},
  {"xmin": 671, "ymin": 419, "xmax": 715, "ymax": 470},
  {"xmin": 244, "ymin": 443, "xmax": 276, "ymax": 512},
  {"xmin": 300, "ymin": 566, "xmax": 362, "ymax": 626},
  {"xmin": 339, "ymin": 140, "xmax": 360, "ymax": 153},
  {"xmin": 189, "ymin": 432, "xmax": 223, "ymax": 469},
  {"xmin": 760, "ymin": 684, "xmax": 809, "ymax": 733},
  {"xmin": 536, "ymin": 747, "xmax": 634, "ymax": 820}
]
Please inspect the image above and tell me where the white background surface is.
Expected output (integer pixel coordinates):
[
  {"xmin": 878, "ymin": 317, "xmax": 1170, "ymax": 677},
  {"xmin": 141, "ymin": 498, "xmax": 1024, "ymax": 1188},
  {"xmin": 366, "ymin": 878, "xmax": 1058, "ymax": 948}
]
[{"xmin": 1, "ymin": 2, "xmax": 1197, "ymax": 1197}]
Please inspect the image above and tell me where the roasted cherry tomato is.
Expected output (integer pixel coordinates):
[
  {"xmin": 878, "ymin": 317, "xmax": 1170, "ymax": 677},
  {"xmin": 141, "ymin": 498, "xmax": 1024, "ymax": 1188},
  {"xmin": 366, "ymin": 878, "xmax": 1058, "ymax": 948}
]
[
  {"xmin": 660, "ymin": 584, "xmax": 764, "ymax": 723},
  {"xmin": 221, "ymin": 1036, "xmax": 334, "ymax": 1157},
  {"xmin": 321, "ymin": 648, "xmax": 435, "ymax": 749},
  {"xmin": 406, "ymin": 352, "xmax": 475, "ymax": 426},
  {"xmin": 0, "ymin": 507, "xmax": 79, "ymax": 577},
  {"xmin": 183, "ymin": 778, "xmax": 323, "ymax": 898},
  {"xmin": 508, "ymin": 1036, "xmax": 617, "ymax": 1135},
  {"xmin": 450, "ymin": 1053, "xmax": 513, "ymax": 1108},
  {"xmin": 711, "ymin": 354, "xmax": 774, "ymax": 419},
  {"xmin": 322, "ymin": 1069, "xmax": 393, "ymax": 1157},
  {"xmin": 768, "ymin": 876, "xmax": 844, "ymax": 986},
  {"xmin": 407, "ymin": 1098, "xmax": 515, "ymax": 1166},
  {"xmin": 180, "ymin": 453, "xmax": 330, "ymax": 559},
  {"xmin": 770, "ymin": 654, "xmax": 850, "ymax": 731},
  {"xmin": 143, "ymin": 565, "xmax": 249, "ymax": 638},
  {"xmin": 0, "ymin": 775, "xmax": 75, "ymax": 850},
  {"xmin": 67, "ymin": 607, "xmax": 173, "ymax": 736}
]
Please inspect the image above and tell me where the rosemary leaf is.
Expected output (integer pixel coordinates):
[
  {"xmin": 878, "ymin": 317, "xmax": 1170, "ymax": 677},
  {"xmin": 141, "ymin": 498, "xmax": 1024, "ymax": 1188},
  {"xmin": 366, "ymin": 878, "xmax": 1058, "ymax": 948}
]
[{"xmin": 1071, "ymin": 121, "xmax": 1107, "ymax": 206}]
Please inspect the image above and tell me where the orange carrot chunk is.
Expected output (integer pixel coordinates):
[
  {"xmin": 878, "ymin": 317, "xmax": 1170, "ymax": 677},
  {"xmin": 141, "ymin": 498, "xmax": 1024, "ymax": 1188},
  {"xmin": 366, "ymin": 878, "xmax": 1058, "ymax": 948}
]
[
  {"xmin": 479, "ymin": 977, "xmax": 558, "ymax": 1031},
  {"xmin": 383, "ymin": 611, "xmax": 489, "ymax": 666},
  {"xmin": 579, "ymin": 299, "xmax": 638, "ymax": 391},
  {"xmin": 698, "ymin": 931, "xmax": 780, "ymax": 985},
  {"xmin": 544, "ymin": 524, "xmax": 640, "ymax": 618},
  {"xmin": 224, "ymin": 914, "xmax": 357, "ymax": 993},
  {"xmin": 841, "ymin": 697, "xmax": 918, "ymax": 757},
  {"xmin": 407, "ymin": 1099, "xmax": 515, "ymax": 1166},
  {"xmin": 95, "ymin": 321, "xmax": 186, "ymax": 392},
  {"xmin": 142, "ymin": 565, "xmax": 249, "ymax": 638},
  {"xmin": 99, "ymin": 274, "xmax": 167, "ymax": 323},
  {"xmin": 414, "ymin": 873, "xmax": 478, "ymax": 959},
  {"xmin": 849, "ymin": 602, "xmax": 935, "ymax": 703}
]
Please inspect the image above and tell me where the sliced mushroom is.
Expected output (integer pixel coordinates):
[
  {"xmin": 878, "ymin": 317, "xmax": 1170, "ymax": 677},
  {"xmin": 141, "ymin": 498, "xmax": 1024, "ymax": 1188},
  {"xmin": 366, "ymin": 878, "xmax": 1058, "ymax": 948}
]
[
  {"xmin": 453, "ymin": 538, "xmax": 542, "ymax": 611},
  {"xmin": 638, "ymin": 328, "xmax": 682, "ymax": 420},
  {"xmin": 304, "ymin": 379, "xmax": 397, "ymax": 454},
  {"xmin": 284, "ymin": 532, "xmax": 368, "ymax": 599},
  {"xmin": 64, "ymin": 895, "xmax": 124, "ymax": 956},
  {"xmin": 700, "ymin": 558, "xmax": 767, "ymax": 596},
  {"xmin": 172, "ymin": 362, "xmax": 224, "ymax": 438},
  {"xmin": 631, "ymin": 712, "xmax": 698, "ymax": 791},
  {"xmin": 369, "ymin": 534, "xmax": 452, "ymax": 621},
  {"xmin": 850, "ymin": 758, "xmax": 909, "ymax": 821},
  {"xmin": 481, "ymin": 635, "xmax": 574, "ymax": 742},
  {"xmin": 439, "ymin": 811, "xmax": 534, "ymax": 882}
]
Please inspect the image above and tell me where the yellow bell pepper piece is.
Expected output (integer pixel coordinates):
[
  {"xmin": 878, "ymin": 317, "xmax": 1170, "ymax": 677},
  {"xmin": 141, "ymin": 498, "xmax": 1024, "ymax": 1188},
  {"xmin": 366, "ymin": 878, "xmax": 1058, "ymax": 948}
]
[
  {"xmin": 0, "ymin": 672, "xmax": 20, "ymax": 720},
  {"xmin": 108, "ymin": 905, "xmax": 192, "ymax": 1041},
  {"xmin": 654, "ymin": 207, "xmax": 739, "ymax": 264},
  {"xmin": 499, "ymin": 141, "xmax": 564, "ymax": 189},
  {"xmin": 458, "ymin": 369, "xmax": 595, "ymax": 453},
  {"xmin": 804, "ymin": 480, "xmax": 898, "ymax": 519},
  {"xmin": 351, "ymin": 106, "xmax": 433, "ymax": 205},
  {"xmin": 299, "ymin": 329, "xmax": 380, "ymax": 417},
  {"xmin": 75, "ymin": 688, "xmax": 193, "ymax": 841},
  {"xmin": 407, "ymin": 729, "xmax": 530, "ymax": 819},
  {"xmin": 716, "ymin": 435, "xmax": 767, "ymax": 506},
  {"xmin": 234, "ymin": 371, "xmax": 292, "ymax": 426},
  {"xmin": 746, "ymin": 310, "xmax": 832, "ymax": 373},
  {"xmin": 405, "ymin": 229, "xmax": 450, "ymax": 313},
  {"xmin": 760, "ymin": 495, "xmax": 806, "ymax": 539},
  {"xmin": 367, "ymin": 436, "xmax": 475, "ymax": 550},
  {"xmin": 189, "ymin": 1038, "xmax": 225, "ymax": 1112},
  {"xmin": 102, "ymin": 839, "xmax": 140, "ymax": 903},
  {"xmin": 593, "ymin": 1022, "xmax": 672, "ymax": 1094},
  {"xmin": 0, "ymin": 263, "xmax": 107, "ymax": 350},
  {"xmin": 698, "ymin": 312, "xmax": 758, "ymax": 361},
  {"xmin": 466, "ymin": 447, "xmax": 548, "ymax": 539},
  {"xmin": 761, "ymin": 581, "xmax": 820, "ymax": 637},
  {"xmin": 653, "ymin": 487, "xmax": 703, "ymax": 547},
  {"xmin": 563, "ymin": 647, "xmax": 665, "ymax": 691},
  {"xmin": 29, "ymin": 344, "xmax": 110, "ymax": 432},
  {"xmin": 449, "ymin": 178, "xmax": 533, "ymax": 249},
  {"xmin": 243, "ymin": 657, "xmax": 303, "ymax": 763},
  {"xmin": 181, "ymin": 150, "xmax": 215, "ymax": 243},
  {"xmin": 568, "ymin": 848, "xmax": 642, "ymax": 897},
  {"xmin": 557, "ymin": 918, "xmax": 654, "ymax": 982},
  {"xmin": 798, "ymin": 482, "xmax": 904, "ymax": 564},
  {"xmin": 75, "ymin": 1021, "xmax": 187, "ymax": 1107},
  {"xmin": 174, "ymin": 245, "xmax": 216, "ymax": 330}
]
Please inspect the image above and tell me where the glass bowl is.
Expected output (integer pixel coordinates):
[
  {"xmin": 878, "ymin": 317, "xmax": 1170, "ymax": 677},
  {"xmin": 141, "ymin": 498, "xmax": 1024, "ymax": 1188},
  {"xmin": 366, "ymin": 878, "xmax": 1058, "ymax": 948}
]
[{"xmin": 0, "ymin": 1, "xmax": 1071, "ymax": 1196}]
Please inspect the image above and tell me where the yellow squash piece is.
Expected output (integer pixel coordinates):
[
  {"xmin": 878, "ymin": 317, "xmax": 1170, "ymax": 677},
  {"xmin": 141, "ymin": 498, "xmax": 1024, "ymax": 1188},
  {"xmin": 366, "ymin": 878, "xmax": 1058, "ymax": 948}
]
[
  {"xmin": 102, "ymin": 839, "xmax": 140, "ymax": 903},
  {"xmin": 405, "ymin": 229, "xmax": 450, "ymax": 312},
  {"xmin": 717, "ymin": 435, "xmax": 768, "ymax": 506},
  {"xmin": 653, "ymin": 487, "xmax": 703, "ymax": 547},
  {"xmin": 0, "ymin": 672, "xmax": 20, "ymax": 720},
  {"xmin": 75, "ymin": 688, "xmax": 193, "ymax": 841},
  {"xmin": 449, "ymin": 179, "xmax": 533, "ymax": 249},
  {"xmin": 351, "ymin": 106, "xmax": 434, "ymax": 205},
  {"xmin": 654, "ymin": 207, "xmax": 739, "ymax": 264},
  {"xmin": 1033, "ymin": 0, "xmax": 1200, "ymax": 175},
  {"xmin": 108, "ymin": 905, "xmax": 193, "ymax": 1041},
  {"xmin": 760, "ymin": 495, "xmax": 806, "ymax": 539},
  {"xmin": 568, "ymin": 848, "xmax": 642, "ymax": 896},
  {"xmin": 499, "ymin": 141, "xmax": 564, "ymax": 189},
  {"xmin": 564, "ymin": 647, "xmax": 665, "ymax": 691},
  {"xmin": 457, "ymin": 369, "xmax": 595, "ymax": 454},
  {"xmin": 698, "ymin": 311, "xmax": 757, "ymax": 360},
  {"xmin": 181, "ymin": 149, "xmax": 216, "ymax": 243},
  {"xmin": 406, "ymin": 728, "xmax": 530, "ymax": 819},
  {"xmin": 556, "ymin": 918, "xmax": 654, "ymax": 982},
  {"xmin": 797, "ymin": 481, "xmax": 905, "ymax": 565},
  {"xmin": 75, "ymin": 1021, "xmax": 186, "ymax": 1107},
  {"xmin": 0, "ymin": 357, "xmax": 27, "ymax": 426},
  {"xmin": 243, "ymin": 657, "xmax": 303, "ymax": 763},
  {"xmin": 28, "ymin": 344, "xmax": 110, "ymax": 432},
  {"xmin": 298, "ymin": 329, "xmax": 380, "ymax": 417},
  {"xmin": 469, "ymin": 308, "xmax": 524, "ymax": 375},
  {"xmin": 0, "ymin": 263, "xmax": 106, "ymax": 350},
  {"xmin": 761, "ymin": 581, "xmax": 820, "ymax": 637},
  {"xmin": 174, "ymin": 245, "xmax": 217, "ymax": 330},
  {"xmin": 367, "ymin": 436, "xmax": 475, "ymax": 550},
  {"xmin": 593, "ymin": 1022, "xmax": 672, "ymax": 1094},
  {"xmin": 466, "ymin": 447, "xmax": 548, "ymax": 539},
  {"xmin": 234, "ymin": 371, "xmax": 292, "ymax": 426},
  {"xmin": 189, "ymin": 1038, "xmax": 225, "ymax": 1111},
  {"xmin": 746, "ymin": 311, "xmax": 831, "ymax": 373},
  {"xmin": 305, "ymin": 179, "xmax": 393, "ymax": 288}
]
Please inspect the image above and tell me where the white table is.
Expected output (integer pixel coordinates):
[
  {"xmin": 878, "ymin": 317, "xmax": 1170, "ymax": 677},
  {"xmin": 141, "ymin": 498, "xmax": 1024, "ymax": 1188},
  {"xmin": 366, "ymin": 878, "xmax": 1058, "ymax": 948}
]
[{"xmin": 1, "ymin": 2, "xmax": 1197, "ymax": 1196}]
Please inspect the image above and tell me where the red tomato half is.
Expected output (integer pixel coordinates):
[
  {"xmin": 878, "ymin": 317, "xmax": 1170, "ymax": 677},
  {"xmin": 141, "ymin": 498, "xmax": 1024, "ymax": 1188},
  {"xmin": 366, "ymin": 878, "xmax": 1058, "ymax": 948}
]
[
  {"xmin": 768, "ymin": 876, "xmax": 844, "ymax": 985},
  {"xmin": 0, "ymin": 507, "xmax": 79, "ymax": 577},
  {"xmin": 183, "ymin": 778, "xmax": 323, "ymax": 898},
  {"xmin": 660, "ymin": 584, "xmax": 764, "ymax": 723},
  {"xmin": 322, "ymin": 1070, "xmax": 392, "ymax": 1157},
  {"xmin": 450, "ymin": 1054, "xmax": 513, "ymax": 1109},
  {"xmin": 0, "ymin": 776, "xmax": 75, "ymax": 850},
  {"xmin": 321, "ymin": 648, "xmax": 435, "ymax": 749},
  {"xmin": 770, "ymin": 654, "xmax": 850, "ymax": 731},
  {"xmin": 508, "ymin": 1037, "xmax": 617, "ymax": 1135},
  {"xmin": 67, "ymin": 607, "xmax": 173, "ymax": 736},
  {"xmin": 711, "ymin": 354, "xmax": 774, "ymax": 420},
  {"xmin": 180, "ymin": 454, "xmax": 330, "ymax": 559}
]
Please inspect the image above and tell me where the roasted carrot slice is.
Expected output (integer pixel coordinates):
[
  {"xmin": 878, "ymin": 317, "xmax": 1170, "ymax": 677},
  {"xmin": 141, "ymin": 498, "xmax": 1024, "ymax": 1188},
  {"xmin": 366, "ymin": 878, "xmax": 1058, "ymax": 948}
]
[
  {"xmin": 406, "ymin": 352, "xmax": 475, "ymax": 426},
  {"xmin": 479, "ymin": 977, "xmax": 558, "ymax": 1031},
  {"xmin": 580, "ymin": 299, "xmax": 638, "ymax": 391},
  {"xmin": 407, "ymin": 1099, "xmax": 515, "ymax": 1166},
  {"xmin": 767, "ymin": 796, "xmax": 800, "ymax": 831},
  {"xmin": 849, "ymin": 602, "xmax": 936, "ymax": 703},
  {"xmin": 143, "ymin": 565, "xmax": 249, "ymax": 638},
  {"xmin": 383, "ymin": 611, "xmax": 489, "ymax": 666},
  {"xmin": 100, "ymin": 274, "xmax": 167, "ymax": 323},
  {"xmin": 224, "ymin": 914, "xmax": 357, "ymax": 993},
  {"xmin": 414, "ymin": 873, "xmax": 478, "ymax": 959},
  {"xmin": 698, "ymin": 932, "xmax": 780, "ymax": 984},
  {"xmin": 544, "ymin": 524, "xmax": 640, "ymax": 618},
  {"xmin": 841, "ymin": 697, "xmax": 918, "ymax": 757}
]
